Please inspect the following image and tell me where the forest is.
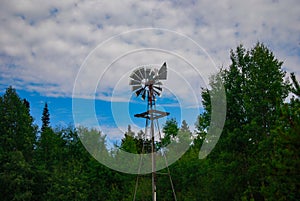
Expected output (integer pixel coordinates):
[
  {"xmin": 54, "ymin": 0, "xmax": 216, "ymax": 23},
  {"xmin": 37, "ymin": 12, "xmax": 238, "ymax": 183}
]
[{"xmin": 0, "ymin": 43, "xmax": 299, "ymax": 201}]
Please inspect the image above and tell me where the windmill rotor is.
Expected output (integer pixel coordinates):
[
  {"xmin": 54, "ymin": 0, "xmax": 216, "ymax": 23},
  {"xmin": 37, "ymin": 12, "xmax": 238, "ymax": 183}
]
[{"xmin": 129, "ymin": 62, "xmax": 167, "ymax": 101}]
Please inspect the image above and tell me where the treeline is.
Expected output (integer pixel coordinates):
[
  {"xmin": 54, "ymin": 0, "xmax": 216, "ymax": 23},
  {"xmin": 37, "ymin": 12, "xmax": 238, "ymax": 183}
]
[{"xmin": 0, "ymin": 43, "xmax": 299, "ymax": 201}]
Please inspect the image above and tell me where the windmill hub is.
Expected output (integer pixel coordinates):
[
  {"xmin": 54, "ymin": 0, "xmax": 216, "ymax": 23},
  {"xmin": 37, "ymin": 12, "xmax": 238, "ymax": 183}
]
[{"xmin": 141, "ymin": 78, "xmax": 149, "ymax": 88}]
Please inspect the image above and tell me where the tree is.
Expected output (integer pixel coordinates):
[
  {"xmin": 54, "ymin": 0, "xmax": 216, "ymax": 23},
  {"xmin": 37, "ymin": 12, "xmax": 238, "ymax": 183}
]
[
  {"xmin": 195, "ymin": 43, "xmax": 290, "ymax": 200},
  {"xmin": 120, "ymin": 125, "xmax": 138, "ymax": 153},
  {"xmin": 178, "ymin": 120, "xmax": 192, "ymax": 145},
  {"xmin": 33, "ymin": 103, "xmax": 66, "ymax": 200},
  {"xmin": 0, "ymin": 87, "xmax": 36, "ymax": 160},
  {"xmin": 35, "ymin": 102, "xmax": 63, "ymax": 169},
  {"xmin": 41, "ymin": 103, "xmax": 50, "ymax": 132},
  {"xmin": 0, "ymin": 87, "xmax": 37, "ymax": 201},
  {"xmin": 260, "ymin": 74, "xmax": 300, "ymax": 200},
  {"xmin": 180, "ymin": 120, "xmax": 190, "ymax": 133},
  {"xmin": 290, "ymin": 72, "xmax": 300, "ymax": 97},
  {"xmin": 162, "ymin": 118, "xmax": 179, "ymax": 146}
]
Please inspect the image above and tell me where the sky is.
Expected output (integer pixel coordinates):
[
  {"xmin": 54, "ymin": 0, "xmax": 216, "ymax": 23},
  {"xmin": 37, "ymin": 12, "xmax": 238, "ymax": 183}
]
[{"xmin": 1, "ymin": 0, "xmax": 300, "ymax": 142}]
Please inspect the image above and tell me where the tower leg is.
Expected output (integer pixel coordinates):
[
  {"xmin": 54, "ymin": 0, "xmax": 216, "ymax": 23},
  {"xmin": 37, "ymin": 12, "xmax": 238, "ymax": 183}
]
[{"xmin": 151, "ymin": 113, "xmax": 156, "ymax": 201}]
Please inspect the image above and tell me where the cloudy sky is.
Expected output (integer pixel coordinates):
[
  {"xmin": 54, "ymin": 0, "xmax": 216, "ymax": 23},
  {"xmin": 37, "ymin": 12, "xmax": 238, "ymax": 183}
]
[{"xmin": 0, "ymin": 0, "xmax": 299, "ymax": 140}]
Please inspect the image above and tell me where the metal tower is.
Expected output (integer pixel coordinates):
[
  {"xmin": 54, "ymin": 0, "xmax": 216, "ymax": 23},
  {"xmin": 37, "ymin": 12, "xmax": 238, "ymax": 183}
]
[{"xmin": 129, "ymin": 62, "xmax": 176, "ymax": 201}]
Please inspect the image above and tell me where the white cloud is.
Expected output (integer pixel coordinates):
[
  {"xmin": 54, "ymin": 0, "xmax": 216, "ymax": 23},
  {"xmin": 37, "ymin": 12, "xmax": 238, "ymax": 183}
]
[{"xmin": 1, "ymin": 0, "xmax": 299, "ymax": 102}]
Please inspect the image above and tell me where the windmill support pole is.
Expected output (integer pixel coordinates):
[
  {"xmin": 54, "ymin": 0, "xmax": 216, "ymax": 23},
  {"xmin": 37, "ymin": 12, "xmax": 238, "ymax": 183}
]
[
  {"xmin": 151, "ymin": 116, "xmax": 156, "ymax": 201},
  {"xmin": 150, "ymin": 87, "xmax": 157, "ymax": 201}
]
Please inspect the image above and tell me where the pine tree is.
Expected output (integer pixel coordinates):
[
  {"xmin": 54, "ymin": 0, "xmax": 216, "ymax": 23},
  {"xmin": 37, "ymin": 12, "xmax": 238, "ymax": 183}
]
[
  {"xmin": 0, "ymin": 86, "xmax": 36, "ymax": 201},
  {"xmin": 290, "ymin": 72, "xmax": 300, "ymax": 97},
  {"xmin": 180, "ymin": 120, "xmax": 190, "ymax": 133},
  {"xmin": 41, "ymin": 102, "xmax": 50, "ymax": 132},
  {"xmin": 120, "ymin": 125, "xmax": 137, "ymax": 153},
  {"xmin": 0, "ymin": 86, "xmax": 36, "ymax": 160},
  {"xmin": 178, "ymin": 120, "xmax": 192, "ymax": 145},
  {"xmin": 260, "ymin": 74, "xmax": 300, "ymax": 200},
  {"xmin": 162, "ymin": 118, "xmax": 179, "ymax": 146},
  {"xmin": 37, "ymin": 102, "xmax": 57, "ymax": 167},
  {"xmin": 33, "ymin": 102, "xmax": 65, "ymax": 200}
]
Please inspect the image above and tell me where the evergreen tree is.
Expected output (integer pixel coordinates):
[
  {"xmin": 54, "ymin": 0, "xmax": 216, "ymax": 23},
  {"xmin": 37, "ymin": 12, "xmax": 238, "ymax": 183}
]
[
  {"xmin": 178, "ymin": 120, "xmax": 192, "ymax": 144},
  {"xmin": 260, "ymin": 74, "xmax": 300, "ymax": 200},
  {"xmin": 195, "ymin": 43, "xmax": 290, "ymax": 200},
  {"xmin": 35, "ymin": 102, "xmax": 62, "ymax": 169},
  {"xmin": 0, "ymin": 86, "xmax": 36, "ymax": 201},
  {"xmin": 180, "ymin": 120, "xmax": 190, "ymax": 133},
  {"xmin": 162, "ymin": 118, "xmax": 179, "ymax": 146},
  {"xmin": 41, "ymin": 103, "xmax": 50, "ymax": 132},
  {"xmin": 33, "ymin": 102, "xmax": 65, "ymax": 200},
  {"xmin": 120, "ymin": 125, "xmax": 137, "ymax": 153},
  {"xmin": 0, "ymin": 86, "xmax": 36, "ymax": 159},
  {"xmin": 290, "ymin": 72, "xmax": 300, "ymax": 97}
]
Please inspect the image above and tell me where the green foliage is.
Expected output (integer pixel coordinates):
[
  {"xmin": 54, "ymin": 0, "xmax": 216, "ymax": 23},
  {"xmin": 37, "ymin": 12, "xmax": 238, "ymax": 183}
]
[
  {"xmin": 123, "ymin": 125, "xmax": 139, "ymax": 153},
  {"xmin": 0, "ymin": 87, "xmax": 36, "ymax": 201},
  {"xmin": 0, "ymin": 86, "xmax": 36, "ymax": 160},
  {"xmin": 260, "ymin": 96, "xmax": 300, "ymax": 200},
  {"xmin": 0, "ymin": 151, "xmax": 34, "ymax": 201},
  {"xmin": 162, "ymin": 118, "xmax": 179, "ymax": 146},
  {"xmin": 41, "ymin": 103, "xmax": 50, "ymax": 132},
  {"xmin": 194, "ymin": 43, "xmax": 296, "ymax": 200},
  {"xmin": 120, "ymin": 133, "xmax": 138, "ymax": 154},
  {"xmin": 290, "ymin": 72, "xmax": 300, "ymax": 97}
]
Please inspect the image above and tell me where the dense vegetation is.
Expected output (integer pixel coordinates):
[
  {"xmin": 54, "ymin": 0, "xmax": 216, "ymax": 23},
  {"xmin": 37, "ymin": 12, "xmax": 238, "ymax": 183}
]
[{"xmin": 0, "ymin": 43, "xmax": 299, "ymax": 200}]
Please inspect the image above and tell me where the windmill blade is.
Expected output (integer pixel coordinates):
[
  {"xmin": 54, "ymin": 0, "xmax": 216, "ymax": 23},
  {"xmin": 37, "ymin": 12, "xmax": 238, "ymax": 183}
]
[
  {"xmin": 141, "ymin": 90, "xmax": 146, "ymax": 100},
  {"xmin": 153, "ymin": 89, "xmax": 161, "ymax": 96},
  {"xmin": 153, "ymin": 86, "xmax": 162, "ymax": 92},
  {"xmin": 130, "ymin": 71, "xmax": 142, "ymax": 81},
  {"xmin": 154, "ymin": 81, "xmax": 163, "ymax": 86},
  {"xmin": 132, "ymin": 85, "xmax": 142, "ymax": 92},
  {"xmin": 149, "ymin": 70, "xmax": 156, "ymax": 80},
  {"xmin": 129, "ymin": 79, "xmax": 141, "ymax": 85},
  {"xmin": 140, "ymin": 67, "xmax": 146, "ymax": 79},
  {"xmin": 145, "ymin": 68, "xmax": 151, "ymax": 80},
  {"xmin": 157, "ymin": 62, "xmax": 167, "ymax": 80},
  {"xmin": 135, "ymin": 87, "xmax": 145, "ymax": 97},
  {"xmin": 136, "ymin": 67, "xmax": 146, "ymax": 80}
]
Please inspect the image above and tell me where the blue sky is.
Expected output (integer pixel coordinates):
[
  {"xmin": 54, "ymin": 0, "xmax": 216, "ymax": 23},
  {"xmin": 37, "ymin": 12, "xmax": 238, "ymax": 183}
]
[
  {"xmin": 14, "ymin": 87, "xmax": 200, "ymax": 142},
  {"xmin": 1, "ymin": 0, "xmax": 300, "ymax": 141}
]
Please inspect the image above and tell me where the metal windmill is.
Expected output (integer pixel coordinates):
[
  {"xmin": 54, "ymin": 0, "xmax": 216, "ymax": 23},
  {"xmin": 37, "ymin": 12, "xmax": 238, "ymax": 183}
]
[{"xmin": 129, "ymin": 62, "xmax": 176, "ymax": 201}]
